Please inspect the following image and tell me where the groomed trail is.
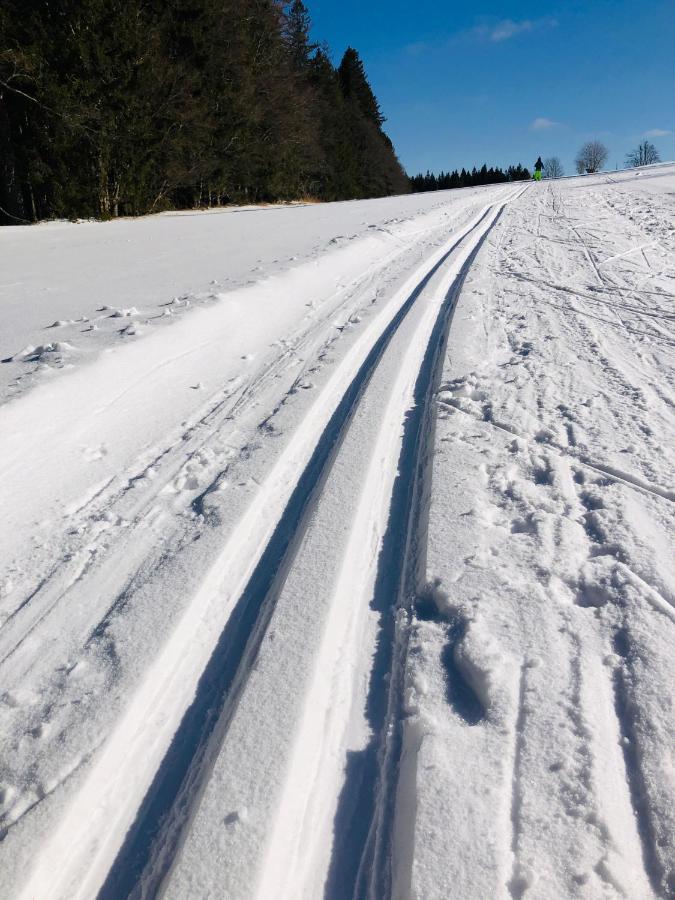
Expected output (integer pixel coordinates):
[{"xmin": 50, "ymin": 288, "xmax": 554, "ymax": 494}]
[{"xmin": 1, "ymin": 168, "xmax": 674, "ymax": 899}]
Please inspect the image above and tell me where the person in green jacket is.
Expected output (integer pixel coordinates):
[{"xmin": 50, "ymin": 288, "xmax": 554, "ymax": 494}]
[{"xmin": 533, "ymin": 156, "xmax": 544, "ymax": 181}]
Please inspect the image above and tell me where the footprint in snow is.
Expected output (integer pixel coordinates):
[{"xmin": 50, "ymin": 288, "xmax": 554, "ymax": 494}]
[
  {"xmin": 82, "ymin": 445, "xmax": 108, "ymax": 462},
  {"xmin": 10, "ymin": 342, "xmax": 75, "ymax": 362},
  {"xmin": 224, "ymin": 808, "xmax": 248, "ymax": 828}
]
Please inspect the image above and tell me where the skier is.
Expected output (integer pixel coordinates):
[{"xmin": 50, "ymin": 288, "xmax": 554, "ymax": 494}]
[{"xmin": 533, "ymin": 156, "xmax": 544, "ymax": 181}]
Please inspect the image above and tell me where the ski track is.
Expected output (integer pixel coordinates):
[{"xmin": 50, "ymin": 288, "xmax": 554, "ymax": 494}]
[
  {"xmin": 2, "ymin": 166, "xmax": 675, "ymax": 899},
  {"xmin": 404, "ymin": 173, "xmax": 674, "ymax": 900},
  {"xmin": 1, "ymin": 198, "xmax": 486, "ymax": 662},
  {"xmin": 3, "ymin": 187, "xmax": 518, "ymax": 899}
]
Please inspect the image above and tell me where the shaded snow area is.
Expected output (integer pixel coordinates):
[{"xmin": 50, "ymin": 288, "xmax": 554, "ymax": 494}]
[{"xmin": 0, "ymin": 169, "xmax": 673, "ymax": 900}]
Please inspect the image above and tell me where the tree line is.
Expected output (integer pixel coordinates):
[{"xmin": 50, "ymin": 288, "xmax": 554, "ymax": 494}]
[
  {"xmin": 410, "ymin": 163, "xmax": 531, "ymax": 193},
  {"xmin": 0, "ymin": 0, "xmax": 409, "ymax": 224},
  {"xmin": 413, "ymin": 135, "xmax": 665, "ymax": 192}
]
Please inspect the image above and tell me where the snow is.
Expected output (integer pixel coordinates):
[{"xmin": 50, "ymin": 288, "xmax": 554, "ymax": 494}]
[
  {"xmin": 0, "ymin": 191, "xmax": 491, "ymax": 401},
  {"xmin": 402, "ymin": 168, "xmax": 675, "ymax": 899},
  {"xmin": 1, "ymin": 167, "xmax": 674, "ymax": 899}
]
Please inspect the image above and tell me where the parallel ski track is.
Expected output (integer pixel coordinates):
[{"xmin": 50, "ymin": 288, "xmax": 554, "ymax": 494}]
[
  {"xmin": 339, "ymin": 205, "xmax": 508, "ymax": 900},
  {"xmin": 17, "ymin": 188, "xmax": 521, "ymax": 900},
  {"xmin": 100, "ymin": 200, "xmax": 514, "ymax": 900},
  {"xmin": 0, "ymin": 219, "xmax": 447, "ymax": 647}
]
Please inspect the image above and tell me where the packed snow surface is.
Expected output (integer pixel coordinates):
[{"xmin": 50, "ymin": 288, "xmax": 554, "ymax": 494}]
[{"xmin": 1, "ymin": 167, "xmax": 674, "ymax": 899}]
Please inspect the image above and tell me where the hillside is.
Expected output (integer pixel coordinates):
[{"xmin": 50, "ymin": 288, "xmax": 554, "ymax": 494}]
[{"xmin": 0, "ymin": 166, "xmax": 674, "ymax": 898}]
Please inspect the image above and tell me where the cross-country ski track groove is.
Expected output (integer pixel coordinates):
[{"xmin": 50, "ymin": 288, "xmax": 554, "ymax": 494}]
[
  {"xmin": 13, "ymin": 187, "xmax": 524, "ymax": 900},
  {"xmin": 0, "ymin": 223, "xmax": 441, "ymax": 647}
]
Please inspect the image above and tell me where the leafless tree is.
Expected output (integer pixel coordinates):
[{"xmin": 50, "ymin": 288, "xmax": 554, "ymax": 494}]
[
  {"xmin": 575, "ymin": 140, "xmax": 609, "ymax": 174},
  {"xmin": 625, "ymin": 140, "xmax": 660, "ymax": 168},
  {"xmin": 543, "ymin": 157, "xmax": 564, "ymax": 179}
]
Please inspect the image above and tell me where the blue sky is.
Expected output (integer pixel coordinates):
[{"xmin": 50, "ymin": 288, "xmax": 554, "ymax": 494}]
[{"xmin": 309, "ymin": 0, "xmax": 675, "ymax": 176}]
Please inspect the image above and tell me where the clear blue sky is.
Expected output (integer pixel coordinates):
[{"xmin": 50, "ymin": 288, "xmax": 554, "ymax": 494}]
[{"xmin": 309, "ymin": 0, "xmax": 675, "ymax": 176}]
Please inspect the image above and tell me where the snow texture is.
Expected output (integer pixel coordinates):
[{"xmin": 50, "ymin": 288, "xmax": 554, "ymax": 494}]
[{"xmin": 0, "ymin": 167, "xmax": 673, "ymax": 899}]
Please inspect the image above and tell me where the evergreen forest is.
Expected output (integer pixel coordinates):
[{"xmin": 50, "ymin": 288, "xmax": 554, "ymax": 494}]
[
  {"xmin": 0, "ymin": 0, "xmax": 410, "ymax": 224},
  {"xmin": 410, "ymin": 164, "xmax": 532, "ymax": 193}
]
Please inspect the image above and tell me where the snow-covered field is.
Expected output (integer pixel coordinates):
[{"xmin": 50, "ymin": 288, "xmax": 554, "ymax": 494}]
[{"xmin": 1, "ymin": 167, "xmax": 673, "ymax": 899}]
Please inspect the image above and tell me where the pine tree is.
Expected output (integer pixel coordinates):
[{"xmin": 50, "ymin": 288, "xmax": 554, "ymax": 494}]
[
  {"xmin": 306, "ymin": 48, "xmax": 359, "ymax": 199},
  {"xmin": 283, "ymin": 0, "xmax": 316, "ymax": 71},
  {"xmin": 409, "ymin": 161, "xmax": 533, "ymax": 194},
  {"xmin": 336, "ymin": 47, "xmax": 408, "ymax": 198},
  {"xmin": 338, "ymin": 48, "xmax": 384, "ymax": 127}
]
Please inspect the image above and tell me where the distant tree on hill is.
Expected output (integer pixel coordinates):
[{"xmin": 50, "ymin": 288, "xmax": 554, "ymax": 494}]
[
  {"xmin": 506, "ymin": 163, "xmax": 531, "ymax": 181},
  {"xmin": 543, "ymin": 157, "xmax": 564, "ymax": 179},
  {"xmin": 409, "ymin": 161, "xmax": 532, "ymax": 192},
  {"xmin": 625, "ymin": 140, "xmax": 660, "ymax": 168},
  {"xmin": 575, "ymin": 141, "xmax": 608, "ymax": 174}
]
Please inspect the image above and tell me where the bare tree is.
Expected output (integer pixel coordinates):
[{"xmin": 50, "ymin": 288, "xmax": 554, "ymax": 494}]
[
  {"xmin": 543, "ymin": 156, "xmax": 564, "ymax": 179},
  {"xmin": 575, "ymin": 140, "xmax": 609, "ymax": 174},
  {"xmin": 625, "ymin": 140, "xmax": 660, "ymax": 168}
]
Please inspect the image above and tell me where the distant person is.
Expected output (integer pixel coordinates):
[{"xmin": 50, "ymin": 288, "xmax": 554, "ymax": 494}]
[{"xmin": 534, "ymin": 157, "xmax": 544, "ymax": 181}]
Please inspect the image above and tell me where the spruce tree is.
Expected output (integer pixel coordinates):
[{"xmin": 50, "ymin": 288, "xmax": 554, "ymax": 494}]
[
  {"xmin": 283, "ymin": 0, "xmax": 316, "ymax": 71},
  {"xmin": 338, "ymin": 48, "xmax": 384, "ymax": 127},
  {"xmin": 336, "ymin": 47, "xmax": 408, "ymax": 198}
]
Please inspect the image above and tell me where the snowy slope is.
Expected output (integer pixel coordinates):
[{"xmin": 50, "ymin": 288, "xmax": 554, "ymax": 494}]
[
  {"xmin": 0, "ymin": 191, "xmax": 490, "ymax": 401},
  {"xmin": 1, "ymin": 168, "xmax": 674, "ymax": 899},
  {"xmin": 403, "ymin": 171, "xmax": 675, "ymax": 900}
]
